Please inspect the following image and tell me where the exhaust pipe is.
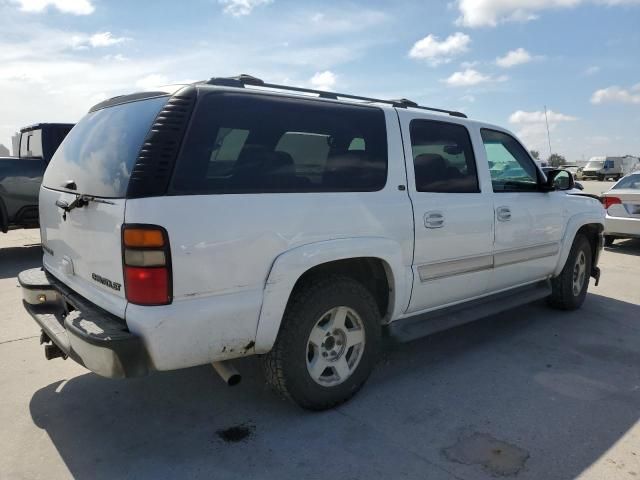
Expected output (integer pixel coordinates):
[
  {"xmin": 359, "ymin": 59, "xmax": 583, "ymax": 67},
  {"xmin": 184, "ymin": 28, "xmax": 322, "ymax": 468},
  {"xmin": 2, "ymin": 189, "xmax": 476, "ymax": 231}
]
[
  {"xmin": 212, "ymin": 361, "xmax": 241, "ymax": 386},
  {"xmin": 44, "ymin": 344, "xmax": 67, "ymax": 360}
]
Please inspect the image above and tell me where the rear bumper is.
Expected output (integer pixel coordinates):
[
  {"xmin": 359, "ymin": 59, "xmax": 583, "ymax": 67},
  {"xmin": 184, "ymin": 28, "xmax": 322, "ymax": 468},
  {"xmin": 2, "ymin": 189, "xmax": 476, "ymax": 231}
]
[
  {"xmin": 605, "ymin": 215, "xmax": 640, "ymax": 238},
  {"xmin": 18, "ymin": 268, "xmax": 149, "ymax": 378}
]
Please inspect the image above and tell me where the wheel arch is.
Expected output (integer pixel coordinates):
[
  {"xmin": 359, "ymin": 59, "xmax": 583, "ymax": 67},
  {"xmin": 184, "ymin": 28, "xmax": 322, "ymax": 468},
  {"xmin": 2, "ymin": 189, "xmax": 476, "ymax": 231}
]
[
  {"xmin": 254, "ymin": 238, "xmax": 411, "ymax": 354},
  {"xmin": 554, "ymin": 214, "xmax": 604, "ymax": 277}
]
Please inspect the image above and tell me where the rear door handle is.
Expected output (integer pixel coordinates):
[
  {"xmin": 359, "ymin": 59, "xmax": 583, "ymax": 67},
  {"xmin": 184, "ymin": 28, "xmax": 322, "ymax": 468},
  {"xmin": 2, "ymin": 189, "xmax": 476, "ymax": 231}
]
[
  {"xmin": 424, "ymin": 211, "xmax": 444, "ymax": 229},
  {"xmin": 496, "ymin": 206, "xmax": 511, "ymax": 222}
]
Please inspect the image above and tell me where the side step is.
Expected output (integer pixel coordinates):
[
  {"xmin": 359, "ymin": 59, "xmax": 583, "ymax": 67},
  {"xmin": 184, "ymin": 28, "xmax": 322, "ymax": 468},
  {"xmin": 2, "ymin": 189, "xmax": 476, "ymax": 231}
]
[{"xmin": 386, "ymin": 281, "xmax": 552, "ymax": 342}]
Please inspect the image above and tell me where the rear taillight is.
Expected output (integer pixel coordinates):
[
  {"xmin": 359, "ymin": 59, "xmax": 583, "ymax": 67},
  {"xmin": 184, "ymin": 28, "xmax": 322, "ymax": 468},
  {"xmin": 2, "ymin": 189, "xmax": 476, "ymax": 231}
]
[
  {"xmin": 602, "ymin": 196, "xmax": 622, "ymax": 210},
  {"xmin": 122, "ymin": 225, "xmax": 172, "ymax": 305}
]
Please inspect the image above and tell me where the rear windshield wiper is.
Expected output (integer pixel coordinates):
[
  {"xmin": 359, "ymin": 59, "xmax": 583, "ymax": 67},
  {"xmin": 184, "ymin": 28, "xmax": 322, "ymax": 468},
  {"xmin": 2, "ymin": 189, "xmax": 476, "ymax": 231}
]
[{"xmin": 55, "ymin": 195, "xmax": 115, "ymax": 213}]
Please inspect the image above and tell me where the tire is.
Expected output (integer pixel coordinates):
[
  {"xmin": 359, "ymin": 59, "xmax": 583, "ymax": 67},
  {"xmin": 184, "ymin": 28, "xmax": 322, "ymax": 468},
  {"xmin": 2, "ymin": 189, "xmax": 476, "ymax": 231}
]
[
  {"xmin": 263, "ymin": 275, "xmax": 381, "ymax": 410},
  {"xmin": 604, "ymin": 235, "xmax": 615, "ymax": 247},
  {"xmin": 548, "ymin": 234, "xmax": 592, "ymax": 310},
  {"xmin": 598, "ymin": 175, "xmax": 604, "ymax": 182}
]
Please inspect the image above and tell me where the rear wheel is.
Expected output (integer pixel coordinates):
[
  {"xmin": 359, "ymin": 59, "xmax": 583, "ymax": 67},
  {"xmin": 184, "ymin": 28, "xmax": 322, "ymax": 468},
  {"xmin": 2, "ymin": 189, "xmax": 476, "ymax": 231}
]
[
  {"xmin": 604, "ymin": 235, "xmax": 615, "ymax": 247},
  {"xmin": 598, "ymin": 175, "xmax": 604, "ymax": 181},
  {"xmin": 549, "ymin": 234, "xmax": 592, "ymax": 310},
  {"xmin": 263, "ymin": 275, "xmax": 381, "ymax": 410}
]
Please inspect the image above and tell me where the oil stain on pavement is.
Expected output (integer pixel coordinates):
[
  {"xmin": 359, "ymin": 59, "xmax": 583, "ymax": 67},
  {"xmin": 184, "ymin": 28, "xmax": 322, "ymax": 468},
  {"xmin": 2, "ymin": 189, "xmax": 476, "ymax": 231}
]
[
  {"xmin": 216, "ymin": 423, "xmax": 255, "ymax": 443},
  {"xmin": 443, "ymin": 432, "xmax": 529, "ymax": 476}
]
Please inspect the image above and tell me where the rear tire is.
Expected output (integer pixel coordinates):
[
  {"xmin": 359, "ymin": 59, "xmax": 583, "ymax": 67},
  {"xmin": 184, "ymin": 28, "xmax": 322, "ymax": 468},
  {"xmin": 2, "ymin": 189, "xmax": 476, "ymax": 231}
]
[
  {"xmin": 598, "ymin": 175, "xmax": 604, "ymax": 182},
  {"xmin": 604, "ymin": 235, "xmax": 615, "ymax": 247},
  {"xmin": 263, "ymin": 275, "xmax": 381, "ymax": 410},
  {"xmin": 548, "ymin": 234, "xmax": 592, "ymax": 310}
]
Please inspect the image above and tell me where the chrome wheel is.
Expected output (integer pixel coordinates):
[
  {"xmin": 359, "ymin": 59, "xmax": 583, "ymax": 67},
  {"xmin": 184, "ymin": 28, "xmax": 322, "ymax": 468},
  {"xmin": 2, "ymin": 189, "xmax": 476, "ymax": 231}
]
[
  {"xmin": 572, "ymin": 250, "xmax": 587, "ymax": 296},
  {"xmin": 306, "ymin": 306, "xmax": 366, "ymax": 387}
]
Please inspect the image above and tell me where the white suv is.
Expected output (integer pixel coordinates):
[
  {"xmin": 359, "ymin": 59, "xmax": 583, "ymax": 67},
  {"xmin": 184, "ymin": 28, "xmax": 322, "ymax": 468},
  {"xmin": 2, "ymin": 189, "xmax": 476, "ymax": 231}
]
[{"xmin": 19, "ymin": 75, "xmax": 605, "ymax": 410}]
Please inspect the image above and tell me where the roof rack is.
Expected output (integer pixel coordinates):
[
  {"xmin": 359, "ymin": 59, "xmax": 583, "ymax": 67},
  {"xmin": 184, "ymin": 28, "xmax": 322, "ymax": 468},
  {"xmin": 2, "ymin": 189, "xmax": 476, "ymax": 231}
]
[{"xmin": 206, "ymin": 74, "xmax": 468, "ymax": 118}]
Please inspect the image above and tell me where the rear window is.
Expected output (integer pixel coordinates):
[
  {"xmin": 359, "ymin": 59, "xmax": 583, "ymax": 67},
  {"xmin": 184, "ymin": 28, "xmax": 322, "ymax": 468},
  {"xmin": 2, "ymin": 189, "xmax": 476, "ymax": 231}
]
[
  {"xmin": 43, "ymin": 96, "xmax": 168, "ymax": 197},
  {"xmin": 170, "ymin": 92, "xmax": 388, "ymax": 194},
  {"xmin": 613, "ymin": 174, "xmax": 640, "ymax": 190}
]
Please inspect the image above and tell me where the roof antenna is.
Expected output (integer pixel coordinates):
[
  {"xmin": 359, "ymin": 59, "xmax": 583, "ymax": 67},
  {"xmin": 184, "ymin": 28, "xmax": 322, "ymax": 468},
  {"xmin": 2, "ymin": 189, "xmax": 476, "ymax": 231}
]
[{"xmin": 544, "ymin": 105, "xmax": 553, "ymax": 160}]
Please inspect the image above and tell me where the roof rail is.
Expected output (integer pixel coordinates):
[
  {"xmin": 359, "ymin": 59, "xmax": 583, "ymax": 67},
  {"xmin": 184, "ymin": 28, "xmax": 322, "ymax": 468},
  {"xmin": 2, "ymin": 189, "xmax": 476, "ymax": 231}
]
[{"xmin": 206, "ymin": 74, "xmax": 468, "ymax": 118}]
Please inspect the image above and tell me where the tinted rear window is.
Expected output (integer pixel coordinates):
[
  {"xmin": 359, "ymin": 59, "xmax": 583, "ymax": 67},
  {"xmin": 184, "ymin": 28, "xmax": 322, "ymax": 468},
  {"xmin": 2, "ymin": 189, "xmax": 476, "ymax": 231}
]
[
  {"xmin": 43, "ymin": 96, "xmax": 168, "ymax": 197},
  {"xmin": 170, "ymin": 93, "xmax": 388, "ymax": 194}
]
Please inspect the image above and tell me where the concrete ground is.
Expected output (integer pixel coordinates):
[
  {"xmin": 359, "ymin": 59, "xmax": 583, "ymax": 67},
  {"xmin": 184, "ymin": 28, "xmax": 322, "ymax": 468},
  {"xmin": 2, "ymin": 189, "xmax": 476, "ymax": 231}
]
[{"xmin": 2, "ymin": 206, "xmax": 639, "ymax": 479}]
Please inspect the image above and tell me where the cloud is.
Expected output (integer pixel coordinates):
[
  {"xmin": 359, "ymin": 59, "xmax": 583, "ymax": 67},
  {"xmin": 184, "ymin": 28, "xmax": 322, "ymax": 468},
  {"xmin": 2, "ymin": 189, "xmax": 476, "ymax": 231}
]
[
  {"xmin": 456, "ymin": 0, "xmax": 640, "ymax": 27},
  {"xmin": 135, "ymin": 74, "xmax": 170, "ymax": 90},
  {"xmin": 309, "ymin": 10, "xmax": 388, "ymax": 34},
  {"xmin": 509, "ymin": 109, "xmax": 577, "ymax": 123},
  {"xmin": 496, "ymin": 48, "xmax": 533, "ymax": 68},
  {"xmin": 219, "ymin": 0, "xmax": 272, "ymax": 16},
  {"xmin": 509, "ymin": 108, "xmax": 577, "ymax": 155},
  {"xmin": 0, "ymin": 3, "xmax": 389, "ymax": 147},
  {"xmin": 70, "ymin": 32, "xmax": 130, "ymax": 49},
  {"xmin": 11, "ymin": 0, "xmax": 94, "ymax": 15},
  {"xmin": 591, "ymin": 84, "xmax": 640, "ymax": 104},
  {"xmin": 584, "ymin": 65, "xmax": 600, "ymax": 75},
  {"xmin": 309, "ymin": 70, "xmax": 336, "ymax": 91},
  {"xmin": 409, "ymin": 32, "xmax": 470, "ymax": 66},
  {"xmin": 88, "ymin": 32, "xmax": 129, "ymax": 47},
  {"xmin": 443, "ymin": 68, "xmax": 506, "ymax": 87}
]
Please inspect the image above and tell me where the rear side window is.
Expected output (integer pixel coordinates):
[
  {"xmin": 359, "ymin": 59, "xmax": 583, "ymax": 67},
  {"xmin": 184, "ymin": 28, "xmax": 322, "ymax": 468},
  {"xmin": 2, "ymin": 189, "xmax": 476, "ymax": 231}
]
[
  {"xmin": 20, "ymin": 130, "xmax": 43, "ymax": 158},
  {"xmin": 170, "ymin": 93, "xmax": 388, "ymax": 194},
  {"xmin": 43, "ymin": 96, "xmax": 168, "ymax": 197},
  {"xmin": 410, "ymin": 120, "xmax": 479, "ymax": 193}
]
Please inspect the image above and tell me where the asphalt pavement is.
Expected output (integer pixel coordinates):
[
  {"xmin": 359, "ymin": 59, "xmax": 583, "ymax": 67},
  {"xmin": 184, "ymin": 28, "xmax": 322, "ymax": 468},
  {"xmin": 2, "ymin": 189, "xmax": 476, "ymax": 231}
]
[{"xmin": 1, "ymin": 208, "xmax": 639, "ymax": 479}]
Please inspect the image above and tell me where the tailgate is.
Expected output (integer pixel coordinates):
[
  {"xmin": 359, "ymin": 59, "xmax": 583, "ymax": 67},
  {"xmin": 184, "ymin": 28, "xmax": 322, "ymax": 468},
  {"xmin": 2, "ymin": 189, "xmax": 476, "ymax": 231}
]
[
  {"xmin": 40, "ymin": 187, "xmax": 127, "ymax": 318},
  {"xmin": 38, "ymin": 94, "xmax": 171, "ymax": 318}
]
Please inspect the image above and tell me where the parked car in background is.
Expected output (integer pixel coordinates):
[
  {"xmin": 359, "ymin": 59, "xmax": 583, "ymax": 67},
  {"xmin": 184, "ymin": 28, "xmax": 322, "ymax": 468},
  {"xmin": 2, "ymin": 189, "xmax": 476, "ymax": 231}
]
[
  {"xmin": 563, "ymin": 165, "xmax": 580, "ymax": 178},
  {"xmin": 601, "ymin": 172, "xmax": 640, "ymax": 246},
  {"xmin": 19, "ymin": 75, "xmax": 604, "ymax": 410},
  {"xmin": 581, "ymin": 156, "xmax": 640, "ymax": 181},
  {"xmin": 1, "ymin": 123, "xmax": 74, "ymax": 233}
]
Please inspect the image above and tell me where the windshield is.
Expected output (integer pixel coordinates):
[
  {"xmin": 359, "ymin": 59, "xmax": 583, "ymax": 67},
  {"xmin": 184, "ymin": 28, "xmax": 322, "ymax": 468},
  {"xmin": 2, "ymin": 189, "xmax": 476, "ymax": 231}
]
[
  {"xmin": 585, "ymin": 160, "xmax": 604, "ymax": 169},
  {"xmin": 612, "ymin": 174, "xmax": 640, "ymax": 190},
  {"xmin": 43, "ymin": 96, "xmax": 168, "ymax": 198}
]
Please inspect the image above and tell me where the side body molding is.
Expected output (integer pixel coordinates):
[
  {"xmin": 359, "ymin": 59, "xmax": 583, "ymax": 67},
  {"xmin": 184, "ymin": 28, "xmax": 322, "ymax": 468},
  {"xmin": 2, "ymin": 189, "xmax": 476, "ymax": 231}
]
[
  {"xmin": 553, "ymin": 210, "xmax": 605, "ymax": 277},
  {"xmin": 254, "ymin": 237, "xmax": 412, "ymax": 353}
]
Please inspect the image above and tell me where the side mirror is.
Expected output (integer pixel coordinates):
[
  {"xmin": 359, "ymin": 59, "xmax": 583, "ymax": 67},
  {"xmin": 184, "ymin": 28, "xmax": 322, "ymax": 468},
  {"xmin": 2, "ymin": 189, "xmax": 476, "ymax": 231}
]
[
  {"xmin": 574, "ymin": 181, "xmax": 584, "ymax": 190},
  {"xmin": 545, "ymin": 169, "xmax": 575, "ymax": 191}
]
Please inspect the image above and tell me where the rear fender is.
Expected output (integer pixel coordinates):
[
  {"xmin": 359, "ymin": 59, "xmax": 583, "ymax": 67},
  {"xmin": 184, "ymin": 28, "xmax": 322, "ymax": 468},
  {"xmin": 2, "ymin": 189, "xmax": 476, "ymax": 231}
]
[{"xmin": 254, "ymin": 237, "xmax": 411, "ymax": 353}]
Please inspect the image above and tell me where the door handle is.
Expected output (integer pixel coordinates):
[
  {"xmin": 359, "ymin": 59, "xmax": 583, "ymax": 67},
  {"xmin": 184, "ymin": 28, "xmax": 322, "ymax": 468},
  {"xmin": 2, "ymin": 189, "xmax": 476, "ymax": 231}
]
[
  {"xmin": 496, "ymin": 206, "xmax": 511, "ymax": 222},
  {"xmin": 424, "ymin": 211, "xmax": 444, "ymax": 229}
]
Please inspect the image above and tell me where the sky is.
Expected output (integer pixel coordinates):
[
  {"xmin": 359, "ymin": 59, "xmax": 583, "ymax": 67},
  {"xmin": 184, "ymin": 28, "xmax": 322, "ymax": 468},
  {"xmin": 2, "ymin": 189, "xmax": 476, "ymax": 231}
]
[{"xmin": 0, "ymin": 0, "xmax": 639, "ymax": 162}]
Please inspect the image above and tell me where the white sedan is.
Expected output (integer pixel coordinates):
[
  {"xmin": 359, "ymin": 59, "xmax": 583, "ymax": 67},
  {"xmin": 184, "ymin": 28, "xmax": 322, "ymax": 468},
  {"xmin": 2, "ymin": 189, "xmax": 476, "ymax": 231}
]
[{"xmin": 602, "ymin": 172, "xmax": 640, "ymax": 246}]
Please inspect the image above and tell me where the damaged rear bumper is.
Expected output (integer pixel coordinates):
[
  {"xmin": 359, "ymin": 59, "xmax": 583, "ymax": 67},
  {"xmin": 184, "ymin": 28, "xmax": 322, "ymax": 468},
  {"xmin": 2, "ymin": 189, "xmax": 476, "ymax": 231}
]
[{"xmin": 18, "ymin": 268, "xmax": 149, "ymax": 378}]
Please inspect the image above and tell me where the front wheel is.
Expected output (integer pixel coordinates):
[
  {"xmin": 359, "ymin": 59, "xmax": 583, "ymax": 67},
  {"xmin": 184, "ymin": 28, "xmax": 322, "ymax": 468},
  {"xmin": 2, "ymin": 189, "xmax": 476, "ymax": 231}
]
[
  {"xmin": 263, "ymin": 275, "xmax": 381, "ymax": 410},
  {"xmin": 548, "ymin": 234, "xmax": 592, "ymax": 310}
]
